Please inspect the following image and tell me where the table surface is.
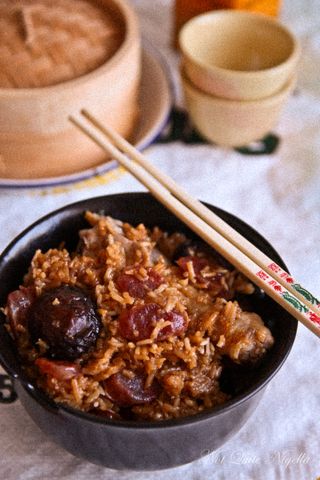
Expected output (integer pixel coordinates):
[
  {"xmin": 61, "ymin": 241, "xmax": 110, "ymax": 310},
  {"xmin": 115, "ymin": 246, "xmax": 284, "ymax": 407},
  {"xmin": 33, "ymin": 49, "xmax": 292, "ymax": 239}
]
[{"xmin": 1, "ymin": 1, "xmax": 320, "ymax": 479}]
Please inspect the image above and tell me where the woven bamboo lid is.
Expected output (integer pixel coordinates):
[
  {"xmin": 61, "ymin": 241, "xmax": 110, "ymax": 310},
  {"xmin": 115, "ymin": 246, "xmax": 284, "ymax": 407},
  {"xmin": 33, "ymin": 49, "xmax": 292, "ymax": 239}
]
[{"xmin": 0, "ymin": 0, "xmax": 124, "ymax": 88}]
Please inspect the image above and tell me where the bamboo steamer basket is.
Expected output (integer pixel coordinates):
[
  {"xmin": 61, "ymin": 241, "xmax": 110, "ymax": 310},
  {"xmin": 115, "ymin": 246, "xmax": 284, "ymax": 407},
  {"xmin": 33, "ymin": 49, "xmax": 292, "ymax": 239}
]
[{"xmin": 0, "ymin": 0, "xmax": 141, "ymax": 179}]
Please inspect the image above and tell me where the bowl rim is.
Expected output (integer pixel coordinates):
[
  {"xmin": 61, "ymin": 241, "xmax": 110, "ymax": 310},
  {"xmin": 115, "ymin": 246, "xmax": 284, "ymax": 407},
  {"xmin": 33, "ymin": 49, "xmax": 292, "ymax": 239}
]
[
  {"xmin": 179, "ymin": 10, "xmax": 301, "ymax": 80},
  {"xmin": 0, "ymin": 0, "xmax": 139, "ymax": 98},
  {"xmin": 0, "ymin": 192, "xmax": 297, "ymax": 430},
  {"xmin": 181, "ymin": 65, "xmax": 296, "ymax": 106}
]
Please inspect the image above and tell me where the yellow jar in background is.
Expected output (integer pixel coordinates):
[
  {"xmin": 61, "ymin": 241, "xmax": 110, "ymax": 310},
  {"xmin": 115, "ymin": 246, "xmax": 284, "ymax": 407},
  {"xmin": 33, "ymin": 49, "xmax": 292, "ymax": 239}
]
[{"xmin": 174, "ymin": 0, "xmax": 281, "ymax": 46}]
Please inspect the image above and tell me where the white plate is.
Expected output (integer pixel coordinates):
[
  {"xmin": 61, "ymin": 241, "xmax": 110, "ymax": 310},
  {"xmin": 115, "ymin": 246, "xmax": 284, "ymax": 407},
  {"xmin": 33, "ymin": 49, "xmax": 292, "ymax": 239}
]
[{"xmin": 0, "ymin": 44, "xmax": 173, "ymax": 188}]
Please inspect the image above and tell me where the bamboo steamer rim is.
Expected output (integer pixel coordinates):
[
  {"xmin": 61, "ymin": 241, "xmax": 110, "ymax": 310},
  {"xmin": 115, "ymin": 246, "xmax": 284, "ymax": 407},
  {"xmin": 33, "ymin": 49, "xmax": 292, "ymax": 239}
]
[{"xmin": 0, "ymin": 0, "xmax": 139, "ymax": 98}]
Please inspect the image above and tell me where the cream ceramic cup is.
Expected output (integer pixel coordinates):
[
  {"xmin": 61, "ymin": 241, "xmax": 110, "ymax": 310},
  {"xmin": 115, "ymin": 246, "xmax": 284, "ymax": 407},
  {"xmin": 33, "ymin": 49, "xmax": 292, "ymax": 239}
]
[
  {"xmin": 181, "ymin": 67, "xmax": 295, "ymax": 147},
  {"xmin": 179, "ymin": 10, "xmax": 300, "ymax": 101}
]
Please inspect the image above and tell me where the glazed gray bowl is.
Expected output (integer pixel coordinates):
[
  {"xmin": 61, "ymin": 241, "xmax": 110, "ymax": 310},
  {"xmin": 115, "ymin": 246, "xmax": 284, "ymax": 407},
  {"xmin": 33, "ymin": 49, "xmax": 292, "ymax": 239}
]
[{"xmin": 0, "ymin": 193, "xmax": 297, "ymax": 470}]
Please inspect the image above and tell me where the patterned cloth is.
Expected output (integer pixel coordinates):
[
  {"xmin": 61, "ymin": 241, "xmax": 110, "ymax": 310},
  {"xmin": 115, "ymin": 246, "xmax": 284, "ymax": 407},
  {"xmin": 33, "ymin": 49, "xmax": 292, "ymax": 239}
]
[{"xmin": 0, "ymin": 1, "xmax": 320, "ymax": 479}]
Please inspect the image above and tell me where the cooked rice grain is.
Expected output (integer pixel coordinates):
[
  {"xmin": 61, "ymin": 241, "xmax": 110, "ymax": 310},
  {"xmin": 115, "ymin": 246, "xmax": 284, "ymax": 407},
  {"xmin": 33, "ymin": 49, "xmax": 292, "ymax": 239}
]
[{"xmin": 5, "ymin": 212, "xmax": 274, "ymax": 421}]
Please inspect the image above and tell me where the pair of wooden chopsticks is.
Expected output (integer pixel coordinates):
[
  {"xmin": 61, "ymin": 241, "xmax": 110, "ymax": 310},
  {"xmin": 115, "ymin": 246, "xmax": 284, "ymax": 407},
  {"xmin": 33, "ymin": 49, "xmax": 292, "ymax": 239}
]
[{"xmin": 70, "ymin": 110, "xmax": 320, "ymax": 338}]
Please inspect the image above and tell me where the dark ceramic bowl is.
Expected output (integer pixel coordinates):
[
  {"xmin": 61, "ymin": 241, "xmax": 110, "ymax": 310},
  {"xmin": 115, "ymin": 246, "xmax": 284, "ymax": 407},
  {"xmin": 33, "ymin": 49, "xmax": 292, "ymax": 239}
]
[{"xmin": 0, "ymin": 193, "xmax": 297, "ymax": 471}]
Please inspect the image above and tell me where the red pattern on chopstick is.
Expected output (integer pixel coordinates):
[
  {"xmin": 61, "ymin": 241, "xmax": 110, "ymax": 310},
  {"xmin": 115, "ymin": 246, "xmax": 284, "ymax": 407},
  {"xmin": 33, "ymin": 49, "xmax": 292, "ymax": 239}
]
[
  {"xmin": 256, "ymin": 269, "xmax": 320, "ymax": 329},
  {"xmin": 267, "ymin": 262, "xmax": 320, "ymax": 311}
]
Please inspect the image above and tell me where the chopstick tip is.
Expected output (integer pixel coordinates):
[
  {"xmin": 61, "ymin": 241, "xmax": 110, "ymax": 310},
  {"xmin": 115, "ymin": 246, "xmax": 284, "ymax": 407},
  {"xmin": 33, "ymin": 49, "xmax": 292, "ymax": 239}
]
[
  {"xmin": 81, "ymin": 108, "xmax": 90, "ymax": 118},
  {"xmin": 68, "ymin": 115, "xmax": 77, "ymax": 125}
]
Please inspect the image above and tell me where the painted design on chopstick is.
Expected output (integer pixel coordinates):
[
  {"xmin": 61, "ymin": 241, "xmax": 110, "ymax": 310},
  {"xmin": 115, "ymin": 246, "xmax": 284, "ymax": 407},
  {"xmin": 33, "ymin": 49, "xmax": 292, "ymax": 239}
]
[
  {"xmin": 282, "ymin": 292, "xmax": 309, "ymax": 314},
  {"xmin": 293, "ymin": 284, "xmax": 320, "ymax": 307},
  {"xmin": 156, "ymin": 108, "xmax": 280, "ymax": 154},
  {"xmin": 256, "ymin": 269, "xmax": 320, "ymax": 328},
  {"xmin": 256, "ymin": 269, "xmax": 284, "ymax": 293},
  {"xmin": 268, "ymin": 262, "xmax": 320, "ymax": 309},
  {"xmin": 309, "ymin": 312, "xmax": 320, "ymax": 326}
]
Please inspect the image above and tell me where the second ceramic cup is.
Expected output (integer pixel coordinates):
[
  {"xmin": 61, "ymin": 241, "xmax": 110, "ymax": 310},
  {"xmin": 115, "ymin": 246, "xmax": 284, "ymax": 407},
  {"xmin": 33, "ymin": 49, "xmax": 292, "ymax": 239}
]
[{"xmin": 180, "ymin": 67, "xmax": 296, "ymax": 147}]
